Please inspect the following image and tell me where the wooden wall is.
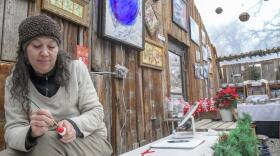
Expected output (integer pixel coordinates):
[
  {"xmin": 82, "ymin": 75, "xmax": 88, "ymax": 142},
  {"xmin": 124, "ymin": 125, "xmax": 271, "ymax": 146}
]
[
  {"xmin": 0, "ymin": 0, "xmax": 220, "ymax": 155},
  {"xmin": 221, "ymin": 58, "xmax": 280, "ymax": 83}
]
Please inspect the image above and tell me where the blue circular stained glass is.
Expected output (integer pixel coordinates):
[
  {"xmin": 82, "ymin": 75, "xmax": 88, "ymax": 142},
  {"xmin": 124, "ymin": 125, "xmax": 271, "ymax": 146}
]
[{"xmin": 109, "ymin": 0, "xmax": 139, "ymax": 26}]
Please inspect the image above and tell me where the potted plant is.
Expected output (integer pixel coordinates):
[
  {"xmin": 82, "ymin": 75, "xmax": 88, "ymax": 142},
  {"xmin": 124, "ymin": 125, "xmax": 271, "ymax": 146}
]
[{"xmin": 213, "ymin": 87, "xmax": 238, "ymax": 121}]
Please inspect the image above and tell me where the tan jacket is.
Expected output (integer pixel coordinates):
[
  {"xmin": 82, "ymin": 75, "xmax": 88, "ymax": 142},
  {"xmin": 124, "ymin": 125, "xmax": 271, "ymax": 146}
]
[{"xmin": 4, "ymin": 60, "xmax": 107, "ymax": 152}]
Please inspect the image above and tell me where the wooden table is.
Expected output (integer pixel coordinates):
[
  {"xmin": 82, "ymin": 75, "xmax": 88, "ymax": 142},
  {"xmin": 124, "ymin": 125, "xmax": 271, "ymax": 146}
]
[
  {"xmin": 194, "ymin": 119, "xmax": 236, "ymax": 131},
  {"xmin": 119, "ymin": 132, "xmax": 218, "ymax": 156}
]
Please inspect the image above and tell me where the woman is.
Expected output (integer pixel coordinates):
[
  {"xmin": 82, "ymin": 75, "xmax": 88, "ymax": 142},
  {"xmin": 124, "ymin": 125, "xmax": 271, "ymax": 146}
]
[{"xmin": 0, "ymin": 15, "xmax": 112, "ymax": 156}]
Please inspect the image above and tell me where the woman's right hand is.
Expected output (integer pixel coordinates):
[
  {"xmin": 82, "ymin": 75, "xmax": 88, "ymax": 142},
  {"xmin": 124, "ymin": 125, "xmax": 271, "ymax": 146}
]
[{"xmin": 30, "ymin": 109, "xmax": 55, "ymax": 137}]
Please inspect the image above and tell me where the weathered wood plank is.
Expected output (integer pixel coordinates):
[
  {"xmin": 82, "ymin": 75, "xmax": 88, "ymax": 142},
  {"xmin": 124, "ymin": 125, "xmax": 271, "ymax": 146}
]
[
  {"xmin": 116, "ymin": 46, "xmax": 128, "ymax": 154},
  {"xmin": 142, "ymin": 68, "xmax": 152, "ymax": 143},
  {"xmin": 126, "ymin": 50, "xmax": 138, "ymax": 151},
  {"xmin": 195, "ymin": 119, "xmax": 212, "ymax": 127},
  {"xmin": 0, "ymin": 0, "xmax": 5, "ymax": 57},
  {"xmin": 199, "ymin": 121, "xmax": 219, "ymax": 130},
  {"xmin": 208, "ymin": 121, "xmax": 226, "ymax": 129},
  {"xmin": 216, "ymin": 122, "xmax": 235, "ymax": 131},
  {"xmin": 1, "ymin": 0, "xmax": 28, "ymax": 61},
  {"xmin": 28, "ymin": 0, "xmax": 41, "ymax": 16},
  {"xmin": 90, "ymin": 73, "xmax": 112, "ymax": 143},
  {"xmin": 153, "ymin": 70, "xmax": 163, "ymax": 140}
]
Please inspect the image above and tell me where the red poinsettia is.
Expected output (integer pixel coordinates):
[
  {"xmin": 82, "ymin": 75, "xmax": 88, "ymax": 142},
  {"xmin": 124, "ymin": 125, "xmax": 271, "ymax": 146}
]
[{"xmin": 214, "ymin": 87, "xmax": 238, "ymax": 109}]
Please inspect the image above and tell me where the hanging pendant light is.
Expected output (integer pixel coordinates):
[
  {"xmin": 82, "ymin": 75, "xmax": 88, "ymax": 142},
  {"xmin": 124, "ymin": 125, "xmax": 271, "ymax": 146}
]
[
  {"xmin": 239, "ymin": 12, "xmax": 250, "ymax": 22},
  {"xmin": 215, "ymin": 7, "xmax": 223, "ymax": 14}
]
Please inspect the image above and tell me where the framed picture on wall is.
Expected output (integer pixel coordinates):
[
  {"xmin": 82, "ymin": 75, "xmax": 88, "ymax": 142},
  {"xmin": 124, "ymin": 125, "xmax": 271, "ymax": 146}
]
[
  {"xmin": 207, "ymin": 45, "xmax": 212, "ymax": 59},
  {"xmin": 101, "ymin": 0, "xmax": 144, "ymax": 50},
  {"xmin": 201, "ymin": 29, "xmax": 206, "ymax": 45},
  {"xmin": 42, "ymin": 0, "xmax": 89, "ymax": 27},
  {"xmin": 194, "ymin": 63, "xmax": 203, "ymax": 79},
  {"xmin": 196, "ymin": 49, "xmax": 201, "ymax": 63},
  {"xmin": 190, "ymin": 16, "xmax": 200, "ymax": 45},
  {"xmin": 145, "ymin": 2, "xmax": 159, "ymax": 36},
  {"xmin": 203, "ymin": 46, "xmax": 208, "ymax": 61},
  {"xmin": 140, "ymin": 39, "xmax": 164, "ymax": 70},
  {"xmin": 172, "ymin": 0, "xmax": 188, "ymax": 32},
  {"xmin": 203, "ymin": 63, "xmax": 209, "ymax": 79}
]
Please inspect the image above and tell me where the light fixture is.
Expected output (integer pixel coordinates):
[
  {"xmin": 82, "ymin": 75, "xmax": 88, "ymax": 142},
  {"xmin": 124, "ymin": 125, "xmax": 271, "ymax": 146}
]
[
  {"xmin": 215, "ymin": 7, "xmax": 223, "ymax": 14},
  {"xmin": 239, "ymin": 12, "xmax": 250, "ymax": 22}
]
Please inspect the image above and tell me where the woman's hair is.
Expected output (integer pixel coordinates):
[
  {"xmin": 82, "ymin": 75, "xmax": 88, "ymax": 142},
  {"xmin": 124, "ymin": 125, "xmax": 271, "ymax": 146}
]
[{"xmin": 9, "ymin": 46, "xmax": 72, "ymax": 115}]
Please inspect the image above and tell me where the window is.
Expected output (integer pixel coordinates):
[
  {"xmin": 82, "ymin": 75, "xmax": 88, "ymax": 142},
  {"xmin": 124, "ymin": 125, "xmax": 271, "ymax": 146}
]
[{"xmin": 169, "ymin": 51, "xmax": 185, "ymax": 100}]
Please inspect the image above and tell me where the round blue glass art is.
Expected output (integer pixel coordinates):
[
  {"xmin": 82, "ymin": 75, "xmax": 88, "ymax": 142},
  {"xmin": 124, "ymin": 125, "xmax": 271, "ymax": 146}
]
[{"xmin": 109, "ymin": 0, "xmax": 139, "ymax": 26}]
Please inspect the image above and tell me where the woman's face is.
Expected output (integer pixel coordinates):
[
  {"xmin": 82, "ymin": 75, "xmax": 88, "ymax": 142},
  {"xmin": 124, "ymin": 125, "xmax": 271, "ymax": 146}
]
[{"xmin": 26, "ymin": 36, "xmax": 59, "ymax": 74}]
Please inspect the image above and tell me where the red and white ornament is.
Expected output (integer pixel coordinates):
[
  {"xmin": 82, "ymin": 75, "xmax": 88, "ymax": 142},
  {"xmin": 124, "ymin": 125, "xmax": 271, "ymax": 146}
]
[{"xmin": 56, "ymin": 126, "xmax": 66, "ymax": 136}]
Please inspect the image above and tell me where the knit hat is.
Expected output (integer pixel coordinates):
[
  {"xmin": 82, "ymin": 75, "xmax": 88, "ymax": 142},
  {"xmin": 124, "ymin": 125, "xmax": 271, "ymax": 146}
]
[{"xmin": 18, "ymin": 14, "xmax": 61, "ymax": 49}]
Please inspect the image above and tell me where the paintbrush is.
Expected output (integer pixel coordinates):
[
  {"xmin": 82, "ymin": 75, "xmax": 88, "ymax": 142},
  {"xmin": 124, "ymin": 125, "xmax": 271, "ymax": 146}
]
[{"xmin": 27, "ymin": 96, "xmax": 59, "ymax": 126}]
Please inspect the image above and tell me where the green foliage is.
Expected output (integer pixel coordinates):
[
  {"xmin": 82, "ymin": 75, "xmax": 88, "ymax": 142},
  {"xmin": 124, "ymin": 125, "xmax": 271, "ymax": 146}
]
[
  {"xmin": 248, "ymin": 66, "xmax": 261, "ymax": 80},
  {"xmin": 214, "ymin": 113, "xmax": 259, "ymax": 156},
  {"xmin": 217, "ymin": 47, "xmax": 280, "ymax": 62}
]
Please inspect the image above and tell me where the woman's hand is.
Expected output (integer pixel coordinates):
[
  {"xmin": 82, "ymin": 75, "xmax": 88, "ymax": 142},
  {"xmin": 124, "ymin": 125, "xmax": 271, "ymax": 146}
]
[
  {"xmin": 30, "ymin": 109, "xmax": 55, "ymax": 137},
  {"xmin": 57, "ymin": 120, "xmax": 76, "ymax": 143}
]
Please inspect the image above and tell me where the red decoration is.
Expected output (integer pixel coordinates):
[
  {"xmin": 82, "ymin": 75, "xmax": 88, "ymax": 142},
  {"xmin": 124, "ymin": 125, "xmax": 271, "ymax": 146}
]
[
  {"xmin": 76, "ymin": 45, "xmax": 89, "ymax": 65},
  {"xmin": 213, "ymin": 87, "xmax": 238, "ymax": 109},
  {"xmin": 183, "ymin": 98, "xmax": 217, "ymax": 115},
  {"xmin": 56, "ymin": 126, "xmax": 65, "ymax": 133},
  {"xmin": 141, "ymin": 149, "xmax": 155, "ymax": 156}
]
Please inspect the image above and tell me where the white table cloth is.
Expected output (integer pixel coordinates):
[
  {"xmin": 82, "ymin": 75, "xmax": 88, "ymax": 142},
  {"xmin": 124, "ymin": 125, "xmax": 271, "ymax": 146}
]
[
  {"xmin": 237, "ymin": 103, "xmax": 280, "ymax": 121},
  {"xmin": 119, "ymin": 132, "xmax": 218, "ymax": 156}
]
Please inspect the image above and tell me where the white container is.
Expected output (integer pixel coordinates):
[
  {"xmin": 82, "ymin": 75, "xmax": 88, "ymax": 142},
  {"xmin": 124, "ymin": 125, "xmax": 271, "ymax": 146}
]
[{"xmin": 219, "ymin": 109, "xmax": 233, "ymax": 121}]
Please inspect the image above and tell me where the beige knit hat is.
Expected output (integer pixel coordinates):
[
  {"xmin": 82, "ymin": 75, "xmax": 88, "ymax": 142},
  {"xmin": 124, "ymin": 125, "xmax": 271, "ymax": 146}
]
[{"xmin": 18, "ymin": 14, "xmax": 61, "ymax": 49}]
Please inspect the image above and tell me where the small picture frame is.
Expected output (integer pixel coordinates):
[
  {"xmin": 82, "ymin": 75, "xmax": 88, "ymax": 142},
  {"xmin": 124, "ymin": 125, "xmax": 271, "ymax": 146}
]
[
  {"xmin": 42, "ymin": 0, "xmax": 89, "ymax": 27},
  {"xmin": 190, "ymin": 16, "xmax": 200, "ymax": 46},
  {"xmin": 194, "ymin": 63, "xmax": 203, "ymax": 79},
  {"xmin": 145, "ymin": 3, "xmax": 159, "ymax": 36},
  {"xmin": 172, "ymin": 0, "xmax": 188, "ymax": 32},
  {"xmin": 207, "ymin": 45, "xmax": 212, "ymax": 60},
  {"xmin": 203, "ymin": 64, "xmax": 209, "ymax": 79},
  {"xmin": 203, "ymin": 46, "xmax": 208, "ymax": 61},
  {"xmin": 201, "ymin": 29, "xmax": 206, "ymax": 45},
  {"xmin": 140, "ymin": 39, "xmax": 164, "ymax": 70},
  {"xmin": 196, "ymin": 49, "xmax": 201, "ymax": 63}
]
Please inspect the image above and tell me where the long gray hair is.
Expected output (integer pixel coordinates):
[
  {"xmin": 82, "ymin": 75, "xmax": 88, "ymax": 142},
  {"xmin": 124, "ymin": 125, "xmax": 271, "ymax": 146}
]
[{"xmin": 9, "ymin": 46, "xmax": 71, "ymax": 115}]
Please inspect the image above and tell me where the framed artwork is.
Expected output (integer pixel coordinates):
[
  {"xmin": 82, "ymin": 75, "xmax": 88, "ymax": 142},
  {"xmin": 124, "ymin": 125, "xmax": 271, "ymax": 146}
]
[
  {"xmin": 196, "ymin": 49, "xmax": 200, "ymax": 63},
  {"xmin": 101, "ymin": 0, "xmax": 144, "ymax": 50},
  {"xmin": 199, "ymin": 64, "xmax": 204, "ymax": 79},
  {"xmin": 145, "ymin": 2, "xmax": 159, "ymax": 36},
  {"xmin": 203, "ymin": 46, "xmax": 208, "ymax": 61},
  {"xmin": 42, "ymin": 0, "xmax": 89, "ymax": 27},
  {"xmin": 172, "ymin": 0, "xmax": 188, "ymax": 32},
  {"xmin": 194, "ymin": 64, "xmax": 203, "ymax": 79},
  {"xmin": 203, "ymin": 64, "xmax": 209, "ymax": 79},
  {"xmin": 169, "ymin": 51, "xmax": 183, "ymax": 95},
  {"xmin": 140, "ymin": 39, "xmax": 164, "ymax": 70},
  {"xmin": 201, "ymin": 29, "xmax": 206, "ymax": 45},
  {"xmin": 190, "ymin": 16, "xmax": 200, "ymax": 45},
  {"xmin": 209, "ymin": 62, "xmax": 213, "ymax": 74},
  {"xmin": 207, "ymin": 45, "xmax": 212, "ymax": 59}
]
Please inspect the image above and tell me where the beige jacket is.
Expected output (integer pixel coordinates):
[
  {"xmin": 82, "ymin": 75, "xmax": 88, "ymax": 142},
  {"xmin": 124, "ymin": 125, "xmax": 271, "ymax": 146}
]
[{"xmin": 4, "ymin": 60, "xmax": 107, "ymax": 152}]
